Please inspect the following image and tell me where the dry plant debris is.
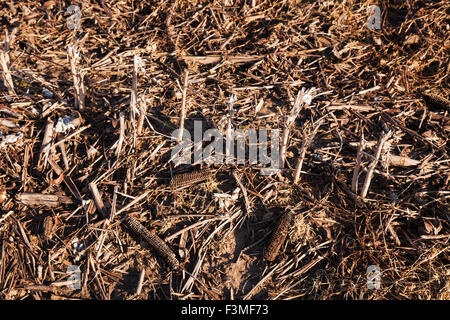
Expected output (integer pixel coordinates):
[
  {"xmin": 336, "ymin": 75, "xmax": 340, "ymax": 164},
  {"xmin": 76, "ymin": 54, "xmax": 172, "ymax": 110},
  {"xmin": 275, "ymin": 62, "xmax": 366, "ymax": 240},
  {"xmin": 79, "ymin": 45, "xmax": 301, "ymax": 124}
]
[
  {"xmin": 264, "ymin": 210, "xmax": 293, "ymax": 262},
  {"xmin": 122, "ymin": 215, "xmax": 180, "ymax": 271},
  {"xmin": 0, "ymin": 0, "xmax": 448, "ymax": 300}
]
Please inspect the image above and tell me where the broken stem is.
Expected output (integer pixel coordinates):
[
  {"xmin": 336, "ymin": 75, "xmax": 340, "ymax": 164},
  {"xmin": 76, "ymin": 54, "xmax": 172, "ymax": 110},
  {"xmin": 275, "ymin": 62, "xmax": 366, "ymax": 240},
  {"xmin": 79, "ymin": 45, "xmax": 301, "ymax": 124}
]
[{"xmin": 360, "ymin": 131, "xmax": 391, "ymax": 199}]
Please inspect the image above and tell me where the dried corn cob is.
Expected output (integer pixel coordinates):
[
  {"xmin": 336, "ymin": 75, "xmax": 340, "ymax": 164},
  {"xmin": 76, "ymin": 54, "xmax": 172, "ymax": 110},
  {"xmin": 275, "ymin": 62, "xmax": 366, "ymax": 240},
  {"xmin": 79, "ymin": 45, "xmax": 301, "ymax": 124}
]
[
  {"xmin": 264, "ymin": 211, "xmax": 293, "ymax": 262},
  {"xmin": 170, "ymin": 169, "xmax": 213, "ymax": 188},
  {"xmin": 422, "ymin": 92, "xmax": 450, "ymax": 110},
  {"xmin": 122, "ymin": 215, "xmax": 180, "ymax": 270}
]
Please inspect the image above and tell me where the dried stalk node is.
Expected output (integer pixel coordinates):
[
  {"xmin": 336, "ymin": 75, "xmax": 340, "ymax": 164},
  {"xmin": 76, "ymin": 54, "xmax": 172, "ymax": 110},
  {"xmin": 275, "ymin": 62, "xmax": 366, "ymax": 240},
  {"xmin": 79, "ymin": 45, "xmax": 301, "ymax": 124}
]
[
  {"xmin": 122, "ymin": 215, "xmax": 180, "ymax": 270},
  {"xmin": 264, "ymin": 211, "xmax": 293, "ymax": 262}
]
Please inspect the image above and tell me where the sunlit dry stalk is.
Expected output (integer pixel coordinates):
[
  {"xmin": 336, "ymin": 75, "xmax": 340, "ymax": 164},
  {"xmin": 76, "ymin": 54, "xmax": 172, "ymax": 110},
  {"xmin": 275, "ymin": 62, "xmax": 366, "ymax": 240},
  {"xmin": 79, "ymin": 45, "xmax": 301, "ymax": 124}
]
[
  {"xmin": 264, "ymin": 211, "xmax": 293, "ymax": 261},
  {"xmin": 232, "ymin": 170, "xmax": 252, "ymax": 215},
  {"xmin": 17, "ymin": 192, "xmax": 73, "ymax": 207},
  {"xmin": 170, "ymin": 168, "xmax": 213, "ymax": 188},
  {"xmin": 387, "ymin": 155, "xmax": 420, "ymax": 167},
  {"xmin": 88, "ymin": 182, "xmax": 107, "ymax": 218},
  {"xmin": 293, "ymin": 119, "xmax": 322, "ymax": 184},
  {"xmin": 136, "ymin": 269, "xmax": 145, "ymax": 295},
  {"xmin": 0, "ymin": 118, "xmax": 19, "ymax": 128},
  {"xmin": 122, "ymin": 215, "xmax": 180, "ymax": 270},
  {"xmin": 0, "ymin": 30, "xmax": 15, "ymax": 96},
  {"xmin": 56, "ymin": 134, "xmax": 69, "ymax": 170},
  {"xmin": 48, "ymin": 157, "xmax": 84, "ymax": 204},
  {"xmin": 280, "ymin": 90, "xmax": 304, "ymax": 168},
  {"xmin": 360, "ymin": 130, "xmax": 392, "ymax": 199},
  {"xmin": 38, "ymin": 119, "xmax": 54, "ymax": 171},
  {"xmin": 21, "ymin": 285, "xmax": 73, "ymax": 295},
  {"xmin": 137, "ymin": 99, "xmax": 147, "ymax": 135},
  {"xmin": 351, "ymin": 130, "xmax": 366, "ymax": 193},
  {"xmin": 67, "ymin": 44, "xmax": 85, "ymax": 110},
  {"xmin": 130, "ymin": 55, "xmax": 144, "ymax": 138},
  {"xmin": 177, "ymin": 70, "xmax": 189, "ymax": 143},
  {"xmin": 115, "ymin": 112, "xmax": 125, "ymax": 156},
  {"xmin": 226, "ymin": 94, "xmax": 236, "ymax": 165}
]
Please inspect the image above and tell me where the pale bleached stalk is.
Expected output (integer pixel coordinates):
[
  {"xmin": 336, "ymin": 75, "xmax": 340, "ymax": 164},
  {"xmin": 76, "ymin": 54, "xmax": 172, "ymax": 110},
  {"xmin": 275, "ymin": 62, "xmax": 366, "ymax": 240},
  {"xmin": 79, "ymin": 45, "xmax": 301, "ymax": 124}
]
[
  {"xmin": 0, "ymin": 30, "xmax": 15, "ymax": 96},
  {"xmin": 55, "ymin": 133, "xmax": 70, "ymax": 171},
  {"xmin": 351, "ymin": 131, "xmax": 366, "ymax": 193},
  {"xmin": 280, "ymin": 89, "xmax": 312, "ymax": 168},
  {"xmin": 232, "ymin": 170, "xmax": 252, "ymax": 215},
  {"xmin": 137, "ymin": 99, "xmax": 147, "ymax": 135},
  {"xmin": 88, "ymin": 182, "xmax": 107, "ymax": 219},
  {"xmin": 130, "ymin": 55, "xmax": 139, "ymax": 128},
  {"xmin": 226, "ymin": 94, "xmax": 236, "ymax": 164},
  {"xmin": 360, "ymin": 131, "xmax": 391, "ymax": 198},
  {"xmin": 282, "ymin": 91, "xmax": 303, "ymax": 167},
  {"xmin": 115, "ymin": 112, "xmax": 125, "ymax": 156},
  {"xmin": 279, "ymin": 116, "xmax": 290, "ymax": 168},
  {"xmin": 38, "ymin": 119, "xmax": 54, "ymax": 171},
  {"xmin": 67, "ymin": 44, "xmax": 85, "ymax": 110},
  {"xmin": 293, "ymin": 119, "xmax": 322, "ymax": 184},
  {"xmin": 134, "ymin": 56, "xmax": 147, "ymax": 135},
  {"xmin": 136, "ymin": 269, "xmax": 145, "ymax": 295},
  {"xmin": 177, "ymin": 70, "xmax": 189, "ymax": 143}
]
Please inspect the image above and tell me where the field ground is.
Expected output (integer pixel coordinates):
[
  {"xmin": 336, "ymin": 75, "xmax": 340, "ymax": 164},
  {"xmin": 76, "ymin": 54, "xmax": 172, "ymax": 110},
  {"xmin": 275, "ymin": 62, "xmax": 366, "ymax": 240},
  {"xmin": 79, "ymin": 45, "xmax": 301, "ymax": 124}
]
[{"xmin": 0, "ymin": 0, "xmax": 448, "ymax": 300}]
